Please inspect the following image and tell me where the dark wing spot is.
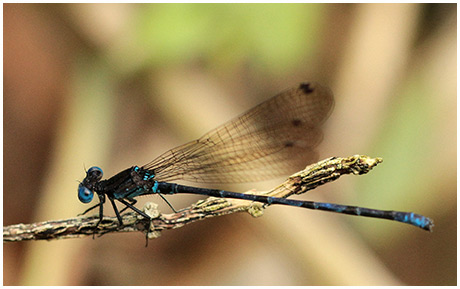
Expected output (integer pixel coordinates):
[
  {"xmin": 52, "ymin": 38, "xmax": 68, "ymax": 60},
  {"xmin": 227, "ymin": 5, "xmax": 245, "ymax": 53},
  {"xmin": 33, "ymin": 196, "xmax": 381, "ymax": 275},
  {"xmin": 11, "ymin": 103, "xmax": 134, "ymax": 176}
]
[
  {"xmin": 284, "ymin": 141, "xmax": 294, "ymax": 147},
  {"xmin": 291, "ymin": 119, "xmax": 302, "ymax": 127},
  {"xmin": 299, "ymin": 83, "xmax": 314, "ymax": 94}
]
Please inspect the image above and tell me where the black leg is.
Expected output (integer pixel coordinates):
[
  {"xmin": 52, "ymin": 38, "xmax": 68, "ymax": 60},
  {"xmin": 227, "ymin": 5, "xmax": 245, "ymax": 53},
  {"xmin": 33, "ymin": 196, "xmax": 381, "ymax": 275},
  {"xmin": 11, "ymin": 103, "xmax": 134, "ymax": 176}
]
[
  {"xmin": 88, "ymin": 194, "xmax": 106, "ymax": 239},
  {"xmin": 119, "ymin": 198, "xmax": 137, "ymax": 214},
  {"xmin": 158, "ymin": 193, "xmax": 178, "ymax": 213},
  {"xmin": 116, "ymin": 198, "xmax": 152, "ymax": 219},
  {"xmin": 109, "ymin": 197, "xmax": 124, "ymax": 226},
  {"xmin": 116, "ymin": 198, "xmax": 153, "ymax": 247},
  {"xmin": 78, "ymin": 202, "xmax": 101, "ymax": 216},
  {"xmin": 95, "ymin": 194, "xmax": 106, "ymax": 228}
]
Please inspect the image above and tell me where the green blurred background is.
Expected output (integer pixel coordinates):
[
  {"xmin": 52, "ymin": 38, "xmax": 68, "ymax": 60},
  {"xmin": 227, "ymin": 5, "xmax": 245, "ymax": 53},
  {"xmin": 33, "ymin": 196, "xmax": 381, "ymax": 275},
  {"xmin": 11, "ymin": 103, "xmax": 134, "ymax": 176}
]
[{"xmin": 4, "ymin": 3, "xmax": 456, "ymax": 285}]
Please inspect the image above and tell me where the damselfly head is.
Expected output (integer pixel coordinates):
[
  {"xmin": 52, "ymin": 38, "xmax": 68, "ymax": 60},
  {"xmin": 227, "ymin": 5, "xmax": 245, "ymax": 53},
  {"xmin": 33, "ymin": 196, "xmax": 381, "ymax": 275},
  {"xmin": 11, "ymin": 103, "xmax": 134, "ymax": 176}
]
[{"xmin": 78, "ymin": 166, "xmax": 103, "ymax": 203}]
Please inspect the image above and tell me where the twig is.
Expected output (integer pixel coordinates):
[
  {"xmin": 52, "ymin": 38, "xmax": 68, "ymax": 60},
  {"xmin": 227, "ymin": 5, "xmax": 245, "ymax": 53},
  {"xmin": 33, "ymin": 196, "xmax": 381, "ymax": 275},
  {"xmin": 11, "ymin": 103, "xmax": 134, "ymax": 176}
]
[{"xmin": 4, "ymin": 155, "xmax": 383, "ymax": 242}]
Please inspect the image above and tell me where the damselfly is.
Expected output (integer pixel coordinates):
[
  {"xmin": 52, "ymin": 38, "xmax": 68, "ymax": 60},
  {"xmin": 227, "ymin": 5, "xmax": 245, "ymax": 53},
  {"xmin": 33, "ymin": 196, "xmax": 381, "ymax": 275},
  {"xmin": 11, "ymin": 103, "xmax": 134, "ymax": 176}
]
[{"xmin": 78, "ymin": 83, "xmax": 433, "ymax": 231}]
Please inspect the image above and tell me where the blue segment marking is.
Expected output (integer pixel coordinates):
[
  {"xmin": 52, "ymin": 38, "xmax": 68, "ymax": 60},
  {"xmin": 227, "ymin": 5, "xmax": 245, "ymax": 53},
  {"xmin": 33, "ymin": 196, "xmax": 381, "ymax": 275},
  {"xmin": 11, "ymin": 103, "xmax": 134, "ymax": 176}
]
[{"xmin": 152, "ymin": 181, "xmax": 159, "ymax": 193}]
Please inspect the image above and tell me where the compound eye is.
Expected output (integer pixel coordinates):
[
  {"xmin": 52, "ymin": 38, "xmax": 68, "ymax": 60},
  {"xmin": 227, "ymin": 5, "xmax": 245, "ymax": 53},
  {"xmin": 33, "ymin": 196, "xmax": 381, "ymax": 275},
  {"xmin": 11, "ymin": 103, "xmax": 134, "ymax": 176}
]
[
  {"xmin": 78, "ymin": 185, "xmax": 94, "ymax": 203},
  {"xmin": 87, "ymin": 166, "xmax": 103, "ymax": 181}
]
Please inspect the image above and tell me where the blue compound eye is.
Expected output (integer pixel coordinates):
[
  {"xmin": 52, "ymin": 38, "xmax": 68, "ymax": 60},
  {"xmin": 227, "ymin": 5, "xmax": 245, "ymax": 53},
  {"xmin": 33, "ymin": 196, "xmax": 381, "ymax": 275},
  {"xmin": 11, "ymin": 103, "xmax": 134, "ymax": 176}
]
[
  {"xmin": 87, "ymin": 166, "xmax": 103, "ymax": 180},
  {"xmin": 78, "ymin": 185, "xmax": 94, "ymax": 203}
]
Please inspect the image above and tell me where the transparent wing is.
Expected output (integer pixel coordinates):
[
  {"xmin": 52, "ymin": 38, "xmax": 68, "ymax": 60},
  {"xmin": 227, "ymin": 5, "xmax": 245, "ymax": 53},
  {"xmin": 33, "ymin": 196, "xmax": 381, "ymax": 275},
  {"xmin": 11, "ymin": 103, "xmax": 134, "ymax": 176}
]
[{"xmin": 144, "ymin": 82, "xmax": 334, "ymax": 183}]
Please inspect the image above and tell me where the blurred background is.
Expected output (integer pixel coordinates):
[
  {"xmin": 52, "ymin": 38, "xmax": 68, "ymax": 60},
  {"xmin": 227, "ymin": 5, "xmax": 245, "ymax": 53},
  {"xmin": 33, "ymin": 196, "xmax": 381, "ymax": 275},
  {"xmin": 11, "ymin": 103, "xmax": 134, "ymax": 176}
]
[{"xmin": 3, "ymin": 3, "xmax": 456, "ymax": 285}]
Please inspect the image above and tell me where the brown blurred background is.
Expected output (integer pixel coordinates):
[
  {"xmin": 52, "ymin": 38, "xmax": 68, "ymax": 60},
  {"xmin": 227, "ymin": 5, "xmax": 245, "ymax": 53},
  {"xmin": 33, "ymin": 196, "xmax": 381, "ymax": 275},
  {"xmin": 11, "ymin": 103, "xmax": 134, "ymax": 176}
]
[{"xmin": 3, "ymin": 3, "xmax": 456, "ymax": 285}]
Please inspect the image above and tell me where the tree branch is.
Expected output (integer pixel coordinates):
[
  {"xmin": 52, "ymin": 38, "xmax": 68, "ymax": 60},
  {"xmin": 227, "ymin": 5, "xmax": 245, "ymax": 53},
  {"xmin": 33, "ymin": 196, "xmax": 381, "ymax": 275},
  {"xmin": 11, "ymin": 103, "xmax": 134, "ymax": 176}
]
[{"xmin": 4, "ymin": 155, "xmax": 383, "ymax": 242}]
